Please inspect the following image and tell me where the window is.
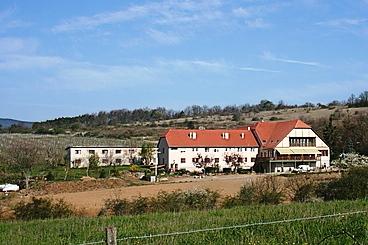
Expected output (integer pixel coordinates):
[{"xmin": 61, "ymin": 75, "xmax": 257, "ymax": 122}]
[
  {"xmin": 320, "ymin": 150, "xmax": 328, "ymax": 156},
  {"xmin": 289, "ymin": 137, "xmax": 316, "ymax": 147},
  {"xmin": 251, "ymin": 158, "xmax": 256, "ymax": 162},
  {"xmin": 181, "ymin": 158, "xmax": 186, "ymax": 163},
  {"xmin": 102, "ymin": 159, "xmax": 108, "ymax": 164},
  {"xmin": 162, "ymin": 148, "xmax": 165, "ymax": 154},
  {"xmin": 115, "ymin": 158, "xmax": 122, "ymax": 164},
  {"xmin": 75, "ymin": 150, "xmax": 81, "ymax": 154},
  {"xmin": 205, "ymin": 148, "xmax": 209, "ymax": 152},
  {"xmin": 215, "ymin": 158, "xmax": 219, "ymax": 163},
  {"xmin": 237, "ymin": 157, "xmax": 243, "ymax": 163},
  {"xmin": 102, "ymin": 149, "xmax": 108, "ymax": 154},
  {"xmin": 237, "ymin": 148, "xmax": 242, "ymax": 152},
  {"xmin": 74, "ymin": 159, "xmax": 82, "ymax": 166},
  {"xmin": 192, "ymin": 158, "xmax": 198, "ymax": 163},
  {"xmin": 205, "ymin": 158, "xmax": 211, "ymax": 163},
  {"xmin": 89, "ymin": 150, "xmax": 95, "ymax": 154},
  {"xmin": 115, "ymin": 150, "xmax": 122, "ymax": 154},
  {"xmin": 129, "ymin": 149, "xmax": 135, "ymax": 153},
  {"xmin": 188, "ymin": 132, "xmax": 197, "ymax": 139},
  {"xmin": 214, "ymin": 149, "xmax": 219, "ymax": 152}
]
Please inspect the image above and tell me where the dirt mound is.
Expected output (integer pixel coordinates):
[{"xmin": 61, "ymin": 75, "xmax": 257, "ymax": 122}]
[{"xmin": 31, "ymin": 175, "xmax": 145, "ymax": 195}]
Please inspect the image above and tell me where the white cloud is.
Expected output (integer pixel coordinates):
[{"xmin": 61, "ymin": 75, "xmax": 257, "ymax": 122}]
[
  {"xmin": 0, "ymin": 7, "xmax": 31, "ymax": 31},
  {"xmin": 317, "ymin": 18, "xmax": 368, "ymax": 28},
  {"xmin": 52, "ymin": 1, "xmax": 224, "ymax": 32},
  {"xmin": 232, "ymin": 3, "xmax": 285, "ymax": 19},
  {"xmin": 0, "ymin": 54, "xmax": 280, "ymax": 90},
  {"xmin": 233, "ymin": 7, "xmax": 250, "ymax": 17},
  {"xmin": 52, "ymin": 6, "xmax": 149, "ymax": 32},
  {"xmin": 239, "ymin": 67, "xmax": 280, "ymax": 73},
  {"xmin": 146, "ymin": 29, "xmax": 182, "ymax": 45},
  {"xmin": 157, "ymin": 59, "xmax": 280, "ymax": 73},
  {"xmin": 0, "ymin": 37, "xmax": 38, "ymax": 54},
  {"xmin": 245, "ymin": 18, "xmax": 269, "ymax": 28},
  {"xmin": 262, "ymin": 51, "xmax": 326, "ymax": 68},
  {"xmin": 0, "ymin": 55, "xmax": 64, "ymax": 70}
]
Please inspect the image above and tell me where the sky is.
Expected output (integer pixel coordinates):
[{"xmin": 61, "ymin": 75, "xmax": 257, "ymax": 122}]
[{"xmin": 0, "ymin": 0, "xmax": 367, "ymax": 122}]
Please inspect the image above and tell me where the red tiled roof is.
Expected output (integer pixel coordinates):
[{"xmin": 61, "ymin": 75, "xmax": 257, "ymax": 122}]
[
  {"xmin": 247, "ymin": 119, "xmax": 311, "ymax": 149},
  {"xmin": 162, "ymin": 129, "xmax": 259, "ymax": 148}
]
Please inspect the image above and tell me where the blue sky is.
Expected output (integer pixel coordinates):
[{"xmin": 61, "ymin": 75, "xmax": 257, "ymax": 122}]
[{"xmin": 0, "ymin": 0, "xmax": 367, "ymax": 121}]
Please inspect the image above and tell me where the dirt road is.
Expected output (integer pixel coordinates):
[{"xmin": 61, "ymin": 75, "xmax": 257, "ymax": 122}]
[{"xmin": 47, "ymin": 175, "xmax": 262, "ymax": 216}]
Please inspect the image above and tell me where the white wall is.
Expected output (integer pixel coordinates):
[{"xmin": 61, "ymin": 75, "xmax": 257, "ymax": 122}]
[
  {"xmin": 275, "ymin": 128, "xmax": 330, "ymax": 168},
  {"xmin": 68, "ymin": 147, "xmax": 157, "ymax": 168},
  {"xmin": 163, "ymin": 146, "xmax": 258, "ymax": 172}
]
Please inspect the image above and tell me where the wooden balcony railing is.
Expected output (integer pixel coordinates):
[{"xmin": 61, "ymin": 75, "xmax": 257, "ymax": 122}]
[{"xmin": 270, "ymin": 155, "xmax": 317, "ymax": 161}]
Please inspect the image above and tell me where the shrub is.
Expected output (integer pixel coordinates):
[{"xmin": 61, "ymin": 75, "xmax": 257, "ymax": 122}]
[
  {"xmin": 256, "ymin": 176, "xmax": 285, "ymax": 204},
  {"xmin": 286, "ymin": 176, "xmax": 318, "ymax": 203},
  {"xmin": 129, "ymin": 164, "xmax": 140, "ymax": 172},
  {"xmin": 222, "ymin": 177, "xmax": 285, "ymax": 207},
  {"xmin": 130, "ymin": 196, "xmax": 151, "ymax": 215},
  {"xmin": 13, "ymin": 198, "xmax": 73, "ymax": 220},
  {"xmin": 293, "ymin": 183, "xmax": 316, "ymax": 202},
  {"xmin": 100, "ymin": 189, "xmax": 220, "ymax": 216},
  {"xmin": 317, "ymin": 166, "xmax": 368, "ymax": 200},
  {"xmin": 259, "ymin": 191, "xmax": 284, "ymax": 204},
  {"xmin": 154, "ymin": 191, "xmax": 185, "ymax": 212},
  {"xmin": 238, "ymin": 185, "xmax": 258, "ymax": 204},
  {"xmin": 100, "ymin": 198, "xmax": 130, "ymax": 216},
  {"xmin": 45, "ymin": 171, "xmax": 55, "ymax": 181},
  {"xmin": 99, "ymin": 168, "xmax": 107, "ymax": 178},
  {"xmin": 183, "ymin": 189, "xmax": 219, "ymax": 210}
]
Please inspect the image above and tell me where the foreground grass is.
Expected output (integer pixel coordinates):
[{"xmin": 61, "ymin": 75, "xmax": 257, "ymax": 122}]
[{"xmin": 1, "ymin": 200, "xmax": 367, "ymax": 245}]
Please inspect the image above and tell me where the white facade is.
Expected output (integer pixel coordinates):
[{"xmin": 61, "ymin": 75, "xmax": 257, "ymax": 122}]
[
  {"xmin": 158, "ymin": 138, "xmax": 259, "ymax": 172},
  {"xmin": 276, "ymin": 128, "xmax": 330, "ymax": 168},
  {"xmin": 258, "ymin": 128, "xmax": 330, "ymax": 173},
  {"xmin": 67, "ymin": 146, "xmax": 157, "ymax": 168}
]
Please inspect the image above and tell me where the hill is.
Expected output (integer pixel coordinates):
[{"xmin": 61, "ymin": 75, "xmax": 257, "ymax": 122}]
[{"xmin": 0, "ymin": 118, "xmax": 33, "ymax": 129}]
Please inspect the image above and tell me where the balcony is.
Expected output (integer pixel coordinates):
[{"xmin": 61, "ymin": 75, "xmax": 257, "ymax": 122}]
[{"xmin": 270, "ymin": 155, "xmax": 318, "ymax": 161}]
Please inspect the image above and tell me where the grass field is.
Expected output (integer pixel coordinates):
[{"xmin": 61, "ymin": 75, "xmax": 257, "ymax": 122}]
[{"xmin": 0, "ymin": 200, "xmax": 367, "ymax": 245}]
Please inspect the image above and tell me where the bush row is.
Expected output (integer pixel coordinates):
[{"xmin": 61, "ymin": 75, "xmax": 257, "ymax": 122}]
[
  {"xmin": 99, "ymin": 189, "xmax": 220, "ymax": 216},
  {"xmin": 7, "ymin": 166, "xmax": 367, "ymax": 220}
]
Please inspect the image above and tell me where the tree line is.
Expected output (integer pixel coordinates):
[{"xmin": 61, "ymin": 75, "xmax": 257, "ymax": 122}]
[{"xmin": 28, "ymin": 91, "xmax": 367, "ymax": 131}]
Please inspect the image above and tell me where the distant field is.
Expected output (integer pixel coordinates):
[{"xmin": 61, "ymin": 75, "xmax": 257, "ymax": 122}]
[{"xmin": 1, "ymin": 200, "xmax": 367, "ymax": 245}]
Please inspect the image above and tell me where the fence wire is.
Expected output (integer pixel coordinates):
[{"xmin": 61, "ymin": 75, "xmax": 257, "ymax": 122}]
[{"xmin": 75, "ymin": 210, "xmax": 367, "ymax": 245}]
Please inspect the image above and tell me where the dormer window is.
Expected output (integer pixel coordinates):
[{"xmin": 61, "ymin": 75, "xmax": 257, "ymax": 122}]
[
  {"xmin": 240, "ymin": 133, "xmax": 245, "ymax": 139},
  {"xmin": 221, "ymin": 132, "xmax": 229, "ymax": 139},
  {"xmin": 188, "ymin": 132, "xmax": 197, "ymax": 139}
]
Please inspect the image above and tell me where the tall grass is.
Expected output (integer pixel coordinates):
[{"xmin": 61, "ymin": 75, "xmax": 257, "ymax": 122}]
[{"xmin": 0, "ymin": 200, "xmax": 367, "ymax": 245}]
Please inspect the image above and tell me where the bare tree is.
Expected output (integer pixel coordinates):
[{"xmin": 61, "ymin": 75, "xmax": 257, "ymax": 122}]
[
  {"xmin": 195, "ymin": 153, "xmax": 215, "ymax": 174},
  {"xmin": 224, "ymin": 153, "xmax": 243, "ymax": 173},
  {"xmin": 3, "ymin": 139, "xmax": 41, "ymax": 189}
]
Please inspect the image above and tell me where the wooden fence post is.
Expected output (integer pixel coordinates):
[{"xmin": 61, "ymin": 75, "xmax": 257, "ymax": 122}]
[{"xmin": 106, "ymin": 226, "xmax": 117, "ymax": 245}]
